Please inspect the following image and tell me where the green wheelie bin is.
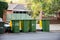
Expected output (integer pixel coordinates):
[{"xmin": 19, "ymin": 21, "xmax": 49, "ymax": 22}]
[
  {"xmin": 0, "ymin": 27, "xmax": 4, "ymax": 34},
  {"xmin": 0, "ymin": 22, "xmax": 5, "ymax": 34},
  {"xmin": 42, "ymin": 20, "xmax": 50, "ymax": 32},
  {"xmin": 22, "ymin": 20, "xmax": 30, "ymax": 32},
  {"xmin": 12, "ymin": 20, "xmax": 20, "ymax": 33},
  {"xmin": 0, "ymin": 22, "xmax": 4, "ymax": 27},
  {"xmin": 29, "ymin": 20, "xmax": 36, "ymax": 32}
]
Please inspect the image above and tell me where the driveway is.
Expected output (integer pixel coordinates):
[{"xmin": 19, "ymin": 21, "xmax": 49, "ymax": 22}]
[{"xmin": 0, "ymin": 32, "xmax": 60, "ymax": 40}]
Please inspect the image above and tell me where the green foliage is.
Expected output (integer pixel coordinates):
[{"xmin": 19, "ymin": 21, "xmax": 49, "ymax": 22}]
[
  {"xmin": 0, "ymin": 1, "xmax": 8, "ymax": 18},
  {"xmin": 0, "ymin": 1, "xmax": 8, "ymax": 10},
  {"xmin": 27, "ymin": 0, "xmax": 60, "ymax": 18},
  {"xmin": 0, "ymin": 0, "xmax": 5, "ymax": 2}
]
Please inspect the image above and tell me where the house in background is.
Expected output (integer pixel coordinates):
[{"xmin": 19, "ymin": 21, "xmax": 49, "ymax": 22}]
[
  {"xmin": 3, "ymin": 3, "xmax": 60, "ymax": 24},
  {"xmin": 7, "ymin": 3, "xmax": 30, "ymax": 14},
  {"xmin": 3, "ymin": 3, "xmax": 31, "ymax": 22},
  {"xmin": 7, "ymin": 4, "xmax": 17, "ymax": 14}
]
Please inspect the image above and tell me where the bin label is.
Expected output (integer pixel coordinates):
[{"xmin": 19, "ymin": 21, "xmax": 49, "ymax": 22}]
[
  {"xmin": 15, "ymin": 22, "xmax": 19, "ymax": 26},
  {"xmin": 32, "ymin": 24, "xmax": 35, "ymax": 26}
]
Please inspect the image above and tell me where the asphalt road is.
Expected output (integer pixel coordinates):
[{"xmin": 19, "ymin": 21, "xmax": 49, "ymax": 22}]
[{"xmin": 0, "ymin": 32, "xmax": 60, "ymax": 40}]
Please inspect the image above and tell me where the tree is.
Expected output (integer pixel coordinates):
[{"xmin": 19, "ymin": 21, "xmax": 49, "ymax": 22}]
[
  {"xmin": 0, "ymin": 1, "xmax": 8, "ymax": 18},
  {"xmin": 27, "ymin": 0, "xmax": 52, "ymax": 18},
  {"xmin": 27, "ymin": 0, "xmax": 60, "ymax": 18},
  {"xmin": 0, "ymin": 0, "xmax": 5, "ymax": 2}
]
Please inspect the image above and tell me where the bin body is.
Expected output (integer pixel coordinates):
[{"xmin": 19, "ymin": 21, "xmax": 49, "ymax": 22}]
[
  {"xmin": 22, "ymin": 20, "xmax": 29, "ymax": 32},
  {"xmin": 42, "ymin": 20, "xmax": 50, "ymax": 32},
  {"xmin": 29, "ymin": 20, "xmax": 36, "ymax": 32},
  {"xmin": 12, "ymin": 20, "xmax": 20, "ymax": 33},
  {"xmin": 0, "ymin": 22, "xmax": 4, "ymax": 34},
  {"xmin": 0, "ymin": 22, "xmax": 4, "ymax": 27},
  {"xmin": 0, "ymin": 27, "xmax": 4, "ymax": 34}
]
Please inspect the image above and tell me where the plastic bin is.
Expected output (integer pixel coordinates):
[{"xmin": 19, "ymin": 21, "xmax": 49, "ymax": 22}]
[
  {"xmin": 0, "ymin": 27, "xmax": 4, "ymax": 34},
  {"xmin": 12, "ymin": 20, "xmax": 20, "ymax": 33},
  {"xmin": 0, "ymin": 22, "xmax": 4, "ymax": 34},
  {"xmin": 0, "ymin": 22, "xmax": 4, "ymax": 27},
  {"xmin": 29, "ymin": 20, "xmax": 36, "ymax": 32},
  {"xmin": 22, "ymin": 20, "xmax": 29, "ymax": 32},
  {"xmin": 42, "ymin": 20, "xmax": 50, "ymax": 32}
]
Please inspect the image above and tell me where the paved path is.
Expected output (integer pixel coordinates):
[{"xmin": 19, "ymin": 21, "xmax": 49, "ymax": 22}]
[
  {"xmin": 0, "ymin": 32, "xmax": 60, "ymax": 40},
  {"xmin": 50, "ymin": 24, "xmax": 60, "ymax": 31},
  {"xmin": 36, "ymin": 24, "xmax": 60, "ymax": 31}
]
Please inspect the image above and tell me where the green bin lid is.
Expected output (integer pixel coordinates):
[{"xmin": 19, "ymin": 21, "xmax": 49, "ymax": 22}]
[{"xmin": 6, "ymin": 13, "xmax": 33, "ymax": 21}]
